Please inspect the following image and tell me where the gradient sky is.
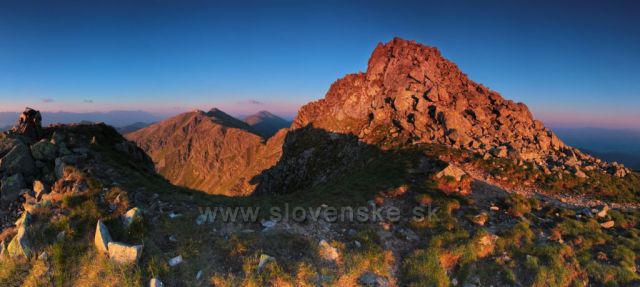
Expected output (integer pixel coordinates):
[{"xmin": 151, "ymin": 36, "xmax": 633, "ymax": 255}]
[{"xmin": 1, "ymin": 0, "xmax": 639, "ymax": 128}]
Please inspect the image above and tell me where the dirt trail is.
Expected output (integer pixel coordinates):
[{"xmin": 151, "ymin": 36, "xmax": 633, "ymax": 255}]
[{"xmin": 464, "ymin": 165, "xmax": 640, "ymax": 211}]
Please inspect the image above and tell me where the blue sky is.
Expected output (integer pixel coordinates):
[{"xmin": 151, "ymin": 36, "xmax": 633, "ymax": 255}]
[{"xmin": 0, "ymin": 0, "xmax": 638, "ymax": 128}]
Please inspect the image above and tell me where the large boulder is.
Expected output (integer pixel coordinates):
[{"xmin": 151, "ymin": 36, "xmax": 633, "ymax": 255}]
[
  {"xmin": 0, "ymin": 143, "xmax": 36, "ymax": 175},
  {"xmin": 11, "ymin": 108, "xmax": 43, "ymax": 142},
  {"xmin": 8, "ymin": 225, "xmax": 31, "ymax": 258},
  {"xmin": 0, "ymin": 136, "xmax": 19, "ymax": 157},
  {"xmin": 108, "ymin": 242, "xmax": 143, "ymax": 264},
  {"xmin": 94, "ymin": 220, "xmax": 112, "ymax": 254},
  {"xmin": 30, "ymin": 140, "xmax": 57, "ymax": 161},
  {"xmin": 54, "ymin": 155, "xmax": 84, "ymax": 179},
  {"xmin": 54, "ymin": 158, "xmax": 67, "ymax": 179},
  {"xmin": 436, "ymin": 164, "xmax": 467, "ymax": 181},
  {"xmin": 1, "ymin": 173, "xmax": 26, "ymax": 204}
]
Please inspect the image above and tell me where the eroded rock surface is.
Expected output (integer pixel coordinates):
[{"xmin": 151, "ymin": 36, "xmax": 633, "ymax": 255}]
[{"xmin": 292, "ymin": 38, "xmax": 628, "ymax": 177}]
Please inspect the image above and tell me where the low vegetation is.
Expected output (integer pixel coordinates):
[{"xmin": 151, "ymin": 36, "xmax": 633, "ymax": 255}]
[{"xmin": 1, "ymin": 124, "xmax": 638, "ymax": 286}]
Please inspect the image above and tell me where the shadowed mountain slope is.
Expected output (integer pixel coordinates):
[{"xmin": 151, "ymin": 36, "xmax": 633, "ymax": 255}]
[
  {"xmin": 243, "ymin": 110, "xmax": 291, "ymax": 138},
  {"xmin": 126, "ymin": 109, "xmax": 285, "ymax": 195},
  {"xmin": 129, "ymin": 38, "xmax": 631, "ymax": 197}
]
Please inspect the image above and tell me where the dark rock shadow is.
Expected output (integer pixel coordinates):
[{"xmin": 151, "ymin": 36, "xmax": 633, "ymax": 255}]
[{"xmin": 248, "ymin": 125, "xmax": 441, "ymax": 205}]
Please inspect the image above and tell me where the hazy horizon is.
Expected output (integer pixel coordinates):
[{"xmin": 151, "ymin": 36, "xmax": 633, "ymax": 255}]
[
  {"xmin": 1, "ymin": 107, "xmax": 639, "ymax": 133},
  {"xmin": 1, "ymin": 0, "xmax": 639, "ymax": 129}
]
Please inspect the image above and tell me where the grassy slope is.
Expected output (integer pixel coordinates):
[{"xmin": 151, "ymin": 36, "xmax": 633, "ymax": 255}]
[{"xmin": 1, "ymin": 131, "xmax": 639, "ymax": 286}]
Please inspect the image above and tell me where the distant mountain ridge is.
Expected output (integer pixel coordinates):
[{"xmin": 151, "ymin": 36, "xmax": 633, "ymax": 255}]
[
  {"xmin": 126, "ymin": 109, "xmax": 285, "ymax": 195},
  {"xmin": 553, "ymin": 127, "xmax": 640, "ymax": 170},
  {"xmin": 128, "ymin": 38, "xmax": 632, "ymax": 196},
  {"xmin": 0, "ymin": 110, "xmax": 163, "ymax": 128},
  {"xmin": 243, "ymin": 110, "xmax": 291, "ymax": 138},
  {"xmin": 117, "ymin": 122, "xmax": 153, "ymax": 135}
]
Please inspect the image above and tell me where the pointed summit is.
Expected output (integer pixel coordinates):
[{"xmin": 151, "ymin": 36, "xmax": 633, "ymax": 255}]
[
  {"xmin": 126, "ymin": 108, "xmax": 285, "ymax": 195},
  {"xmin": 293, "ymin": 37, "xmax": 627, "ymax": 177},
  {"xmin": 206, "ymin": 108, "xmax": 254, "ymax": 131},
  {"xmin": 244, "ymin": 111, "xmax": 291, "ymax": 138}
]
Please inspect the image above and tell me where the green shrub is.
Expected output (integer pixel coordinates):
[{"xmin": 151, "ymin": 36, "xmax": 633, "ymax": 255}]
[{"xmin": 402, "ymin": 248, "xmax": 450, "ymax": 287}]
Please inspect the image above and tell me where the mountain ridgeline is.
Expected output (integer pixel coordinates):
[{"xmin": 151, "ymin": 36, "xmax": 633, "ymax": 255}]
[
  {"xmin": 128, "ymin": 37, "xmax": 630, "ymax": 196},
  {"xmin": 126, "ymin": 109, "xmax": 286, "ymax": 195},
  {"xmin": 1, "ymin": 38, "xmax": 639, "ymax": 286},
  {"xmin": 243, "ymin": 110, "xmax": 292, "ymax": 138}
]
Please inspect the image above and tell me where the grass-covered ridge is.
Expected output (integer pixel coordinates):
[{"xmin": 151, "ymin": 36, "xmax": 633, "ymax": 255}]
[{"xmin": 1, "ymin": 124, "xmax": 639, "ymax": 286}]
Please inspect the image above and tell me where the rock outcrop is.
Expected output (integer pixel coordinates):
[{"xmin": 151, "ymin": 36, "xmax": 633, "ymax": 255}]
[
  {"xmin": 0, "ymin": 173, "xmax": 25, "ymax": 204},
  {"xmin": 7, "ymin": 226, "xmax": 31, "ymax": 258},
  {"xmin": 10, "ymin": 108, "xmax": 44, "ymax": 142},
  {"xmin": 30, "ymin": 139, "xmax": 57, "ymax": 161},
  {"xmin": 0, "ymin": 109, "xmax": 155, "ymax": 231},
  {"xmin": 0, "ymin": 142, "xmax": 36, "ymax": 175},
  {"xmin": 293, "ymin": 37, "xmax": 628, "ymax": 177},
  {"xmin": 7, "ymin": 214, "xmax": 32, "ymax": 258}
]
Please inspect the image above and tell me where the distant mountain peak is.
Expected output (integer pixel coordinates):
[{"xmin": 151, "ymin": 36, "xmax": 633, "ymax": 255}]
[
  {"xmin": 254, "ymin": 110, "xmax": 276, "ymax": 117},
  {"xmin": 205, "ymin": 107, "xmax": 254, "ymax": 131},
  {"xmin": 126, "ymin": 107, "xmax": 285, "ymax": 195},
  {"xmin": 244, "ymin": 110, "xmax": 291, "ymax": 138}
]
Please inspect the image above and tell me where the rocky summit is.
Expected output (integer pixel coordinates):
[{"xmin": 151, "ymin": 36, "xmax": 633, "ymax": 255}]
[{"xmin": 294, "ymin": 38, "xmax": 628, "ymax": 178}]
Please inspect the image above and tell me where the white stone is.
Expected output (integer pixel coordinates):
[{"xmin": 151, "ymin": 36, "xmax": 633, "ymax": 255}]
[
  {"xmin": 7, "ymin": 225, "xmax": 31, "ymax": 258},
  {"xmin": 94, "ymin": 220, "xmax": 112, "ymax": 253},
  {"xmin": 257, "ymin": 254, "xmax": 274, "ymax": 271},
  {"xmin": 261, "ymin": 220, "xmax": 277, "ymax": 231},
  {"xmin": 168, "ymin": 255, "xmax": 183, "ymax": 267},
  {"xmin": 108, "ymin": 242, "xmax": 143, "ymax": 264},
  {"xmin": 149, "ymin": 278, "xmax": 164, "ymax": 287}
]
